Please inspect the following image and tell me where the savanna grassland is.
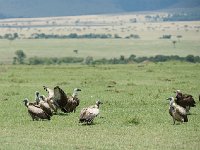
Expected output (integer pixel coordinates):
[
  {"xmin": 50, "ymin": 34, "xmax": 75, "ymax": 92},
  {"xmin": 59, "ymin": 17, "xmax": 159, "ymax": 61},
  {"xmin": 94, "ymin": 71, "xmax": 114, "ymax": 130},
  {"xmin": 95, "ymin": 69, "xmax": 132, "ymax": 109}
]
[
  {"xmin": 0, "ymin": 13, "xmax": 200, "ymax": 64},
  {"xmin": 0, "ymin": 63, "xmax": 200, "ymax": 150}
]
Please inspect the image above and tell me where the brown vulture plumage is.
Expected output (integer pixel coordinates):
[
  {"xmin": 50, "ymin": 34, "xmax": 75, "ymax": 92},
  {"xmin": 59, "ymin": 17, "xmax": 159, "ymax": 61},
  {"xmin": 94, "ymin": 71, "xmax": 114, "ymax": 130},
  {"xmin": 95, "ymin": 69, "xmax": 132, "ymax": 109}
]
[
  {"xmin": 23, "ymin": 98, "xmax": 51, "ymax": 121},
  {"xmin": 79, "ymin": 100, "xmax": 103, "ymax": 125},
  {"xmin": 167, "ymin": 97, "xmax": 188, "ymax": 125},
  {"xmin": 53, "ymin": 86, "xmax": 69, "ymax": 113},
  {"xmin": 64, "ymin": 88, "xmax": 81, "ymax": 113},
  {"xmin": 175, "ymin": 90, "xmax": 196, "ymax": 114},
  {"xmin": 38, "ymin": 97, "xmax": 53, "ymax": 117}
]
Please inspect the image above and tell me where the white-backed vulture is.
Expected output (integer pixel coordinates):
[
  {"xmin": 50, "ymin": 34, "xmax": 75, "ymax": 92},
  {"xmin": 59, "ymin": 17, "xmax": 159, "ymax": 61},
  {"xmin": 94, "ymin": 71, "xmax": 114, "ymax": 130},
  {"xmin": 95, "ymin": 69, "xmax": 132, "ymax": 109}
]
[
  {"xmin": 79, "ymin": 100, "xmax": 103, "ymax": 125},
  {"xmin": 53, "ymin": 86, "xmax": 69, "ymax": 113},
  {"xmin": 64, "ymin": 88, "xmax": 81, "ymax": 113},
  {"xmin": 23, "ymin": 98, "xmax": 51, "ymax": 121},
  {"xmin": 167, "ymin": 97, "xmax": 188, "ymax": 125},
  {"xmin": 40, "ymin": 95, "xmax": 57, "ymax": 113},
  {"xmin": 175, "ymin": 90, "xmax": 196, "ymax": 114},
  {"xmin": 38, "ymin": 97, "xmax": 53, "ymax": 117}
]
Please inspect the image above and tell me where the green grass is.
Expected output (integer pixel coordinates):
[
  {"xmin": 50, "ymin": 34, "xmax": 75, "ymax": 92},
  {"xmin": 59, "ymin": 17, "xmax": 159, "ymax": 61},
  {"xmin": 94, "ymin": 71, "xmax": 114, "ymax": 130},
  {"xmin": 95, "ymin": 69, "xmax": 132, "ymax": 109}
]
[
  {"xmin": 0, "ymin": 62, "xmax": 200, "ymax": 149},
  {"xmin": 0, "ymin": 38, "xmax": 200, "ymax": 64}
]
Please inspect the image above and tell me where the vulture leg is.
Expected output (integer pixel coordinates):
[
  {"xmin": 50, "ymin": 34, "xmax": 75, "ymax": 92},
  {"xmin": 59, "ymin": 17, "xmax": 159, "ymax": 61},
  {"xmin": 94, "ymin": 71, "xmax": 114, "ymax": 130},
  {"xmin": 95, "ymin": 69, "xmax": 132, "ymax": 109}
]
[{"xmin": 173, "ymin": 118, "xmax": 176, "ymax": 125}]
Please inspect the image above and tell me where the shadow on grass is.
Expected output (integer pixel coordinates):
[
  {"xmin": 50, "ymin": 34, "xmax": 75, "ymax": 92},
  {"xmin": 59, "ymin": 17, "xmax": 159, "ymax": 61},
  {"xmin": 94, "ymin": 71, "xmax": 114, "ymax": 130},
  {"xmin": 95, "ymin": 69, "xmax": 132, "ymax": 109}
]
[{"xmin": 53, "ymin": 112, "xmax": 69, "ymax": 116}]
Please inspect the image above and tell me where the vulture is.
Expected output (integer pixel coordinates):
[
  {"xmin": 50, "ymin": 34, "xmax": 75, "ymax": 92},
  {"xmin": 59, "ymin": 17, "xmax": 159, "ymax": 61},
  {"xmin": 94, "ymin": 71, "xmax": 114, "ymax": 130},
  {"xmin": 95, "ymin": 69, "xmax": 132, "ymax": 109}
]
[
  {"xmin": 23, "ymin": 98, "xmax": 51, "ymax": 121},
  {"xmin": 53, "ymin": 86, "xmax": 69, "ymax": 113},
  {"xmin": 175, "ymin": 90, "xmax": 196, "ymax": 114},
  {"xmin": 40, "ymin": 95, "xmax": 57, "ymax": 113},
  {"xmin": 167, "ymin": 97, "xmax": 188, "ymax": 125},
  {"xmin": 64, "ymin": 88, "xmax": 81, "ymax": 113},
  {"xmin": 43, "ymin": 86, "xmax": 54, "ymax": 100},
  {"xmin": 38, "ymin": 96, "xmax": 53, "ymax": 117},
  {"xmin": 35, "ymin": 91, "xmax": 40, "ymax": 104},
  {"xmin": 79, "ymin": 100, "xmax": 103, "ymax": 125}
]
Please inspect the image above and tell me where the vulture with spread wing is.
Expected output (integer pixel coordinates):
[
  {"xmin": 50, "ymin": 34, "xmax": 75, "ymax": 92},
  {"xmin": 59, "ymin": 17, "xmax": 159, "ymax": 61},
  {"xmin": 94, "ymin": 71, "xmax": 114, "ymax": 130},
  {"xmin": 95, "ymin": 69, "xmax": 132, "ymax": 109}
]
[
  {"xmin": 53, "ymin": 86, "xmax": 69, "ymax": 113},
  {"xmin": 64, "ymin": 88, "xmax": 81, "ymax": 113},
  {"xmin": 43, "ymin": 86, "xmax": 59, "ymax": 113},
  {"xmin": 175, "ymin": 90, "xmax": 196, "ymax": 114}
]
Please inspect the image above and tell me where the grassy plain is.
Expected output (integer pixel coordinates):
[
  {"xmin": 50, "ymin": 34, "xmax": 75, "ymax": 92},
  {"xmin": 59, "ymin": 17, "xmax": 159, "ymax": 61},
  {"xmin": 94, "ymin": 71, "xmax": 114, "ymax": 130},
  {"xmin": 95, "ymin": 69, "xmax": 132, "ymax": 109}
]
[
  {"xmin": 0, "ymin": 62, "xmax": 200, "ymax": 149},
  {"xmin": 0, "ymin": 37, "xmax": 200, "ymax": 64},
  {"xmin": 0, "ymin": 14, "xmax": 199, "ymax": 64}
]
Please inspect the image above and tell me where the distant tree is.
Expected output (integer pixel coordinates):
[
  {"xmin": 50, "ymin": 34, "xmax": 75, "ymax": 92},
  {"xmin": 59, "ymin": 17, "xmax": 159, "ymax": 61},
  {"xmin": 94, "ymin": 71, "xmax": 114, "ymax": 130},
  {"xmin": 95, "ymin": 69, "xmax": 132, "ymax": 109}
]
[
  {"xmin": 128, "ymin": 54, "xmax": 136, "ymax": 61},
  {"xmin": 172, "ymin": 40, "xmax": 177, "ymax": 48},
  {"xmin": 185, "ymin": 55, "xmax": 195, "ymax": 63},
  {"xmin": 177, "ymin": 35, "xmax": 182, "ymax": 42},
  {"xmin": 85, "ymin": 56, "xmax": 94, "ymax": 65},
  {"xmin": 14, "ymin": 50, "xmax": 26, "ymax": 64},
  {"xmin": 73, "ymin": 49, "xmax": 79, "ymax": 54},
  {"xmin": 114, "ymin": 34, "xmax": 121, "ymax": 38}
]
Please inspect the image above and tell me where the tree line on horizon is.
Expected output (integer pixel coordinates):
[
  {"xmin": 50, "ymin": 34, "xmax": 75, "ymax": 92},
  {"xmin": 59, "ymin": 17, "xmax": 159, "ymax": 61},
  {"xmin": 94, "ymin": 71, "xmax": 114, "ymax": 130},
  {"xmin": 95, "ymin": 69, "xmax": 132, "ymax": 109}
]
[{"xmin": 13, "ymin": 50, "xmax": 200, "ymax": 65}]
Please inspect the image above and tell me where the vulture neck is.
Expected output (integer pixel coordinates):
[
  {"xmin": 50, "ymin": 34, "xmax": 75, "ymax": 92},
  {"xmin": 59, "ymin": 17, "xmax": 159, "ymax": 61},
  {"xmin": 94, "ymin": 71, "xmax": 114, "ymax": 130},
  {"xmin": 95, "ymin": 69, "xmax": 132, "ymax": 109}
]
[
  {"xmin": 95, "ymin": 103, "xmax": 100, "ymax": 109},
  {"xmin": 24, "ymin": 101, "xmax": 29, "ymax": 107},
  {"xmin": 72, "ymin": 91, "xmax": 78, "ymax": 98},
  {"xmin": 35, "ymin": 94, "xmax": 40, "ymax": 104}
]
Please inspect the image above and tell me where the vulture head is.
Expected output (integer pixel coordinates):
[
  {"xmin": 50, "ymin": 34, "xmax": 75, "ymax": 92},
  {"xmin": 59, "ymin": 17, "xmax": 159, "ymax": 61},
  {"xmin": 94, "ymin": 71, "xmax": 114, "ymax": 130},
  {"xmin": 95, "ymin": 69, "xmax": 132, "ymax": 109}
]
[
  {"xmin": 35, "ymin": 91, "xmax": 40, "ymax": 104},
  {"xmin": 39, "ymin": 95, "xmax": 47, "ymax": 101},
  {"xmin": 175, "ymin": 90, "xmax": 182, "ymax": 97},
  {"xmin": 23, "ymin": 98, "xmax": 29, "ymax": 107},
  {"xmin": 167, "ymin": 97, "xmax": 175, "ymax": 107},
  {"xmin": 72, "ymin": 88, "xmax": 81, "ymax": 97},
  {"xmin": 96, "ymin": 100, "xmax": 103, "ymax": 108}
]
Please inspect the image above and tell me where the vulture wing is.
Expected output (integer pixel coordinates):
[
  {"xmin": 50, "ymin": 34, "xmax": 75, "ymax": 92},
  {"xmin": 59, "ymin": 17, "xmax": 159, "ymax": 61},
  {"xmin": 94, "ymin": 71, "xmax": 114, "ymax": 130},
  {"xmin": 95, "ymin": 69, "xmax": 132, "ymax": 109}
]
[
  {"xmin": 175, "ymin": 105, "xmax": 188, "ymax": 122},
  {"xmin": 28, "ymin": 105, "xmax": 50, "ymax": 120},
  {"xmin": 79, "ymin": 108, "xmax": 96, "ymax": 123},
  {"xmin": 183, "ymin": 94, "xmax": 196, "ymax": 107},
  {"xmin": 53, "ymin": 86, "xmax": 68, "ymax": 112},
  {"xmin": 43, "ymin": 86, "xmax": 54, "ymax": 99},
  {"xmin": 39, "ymin": 102, "xmax": 53, "ymax": 116}
]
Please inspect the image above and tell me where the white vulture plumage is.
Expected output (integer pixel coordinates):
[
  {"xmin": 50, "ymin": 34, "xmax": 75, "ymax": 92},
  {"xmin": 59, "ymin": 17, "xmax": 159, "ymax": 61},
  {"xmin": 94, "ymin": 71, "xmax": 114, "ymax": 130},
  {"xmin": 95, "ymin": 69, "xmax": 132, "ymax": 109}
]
[
  {"xmin": 167, "ymin": 97, "xmax": 188, "ymax": 125},
  {"xmin": 64, "ymin": 88, "xmax": 81, "ymax": 113},
  {"xmin": 43, "ymin": 86, "xmax": 59, "ymax": 113},
  {"xmin": 43, "ymin": 86, "xmax": 54, "ymax": 100},
  {"xmin": 23, "ymin": 98, "xmax": 51, "ymax": 121},
  {"xmin": 79, "ymin": 100, "xmax": 103, "ymax": 125}
]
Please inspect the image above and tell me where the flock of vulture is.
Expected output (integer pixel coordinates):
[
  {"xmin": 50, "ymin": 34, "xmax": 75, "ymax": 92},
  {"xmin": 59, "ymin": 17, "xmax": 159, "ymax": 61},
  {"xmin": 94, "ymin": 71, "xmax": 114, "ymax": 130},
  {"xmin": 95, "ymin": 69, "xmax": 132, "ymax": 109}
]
[
  {"xmin": 167, "ymin": 90, "xmax": 197, "ymax": 125},
  {"xmin": 23, "ymin": 85, "xmax": 198, "ymax": 125},
  {"xmin": 23, "ymin": 86, "xmax": 103, "ymax": 125}
]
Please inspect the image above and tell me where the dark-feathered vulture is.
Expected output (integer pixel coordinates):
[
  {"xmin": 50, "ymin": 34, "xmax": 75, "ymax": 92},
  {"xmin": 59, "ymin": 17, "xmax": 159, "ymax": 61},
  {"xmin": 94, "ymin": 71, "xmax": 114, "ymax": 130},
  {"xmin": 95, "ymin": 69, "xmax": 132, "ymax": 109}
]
[
  {"xmin": 53, "ymin": 86, "xmax": 69, "ymax": 113},
  {"xmin": 175, "ymin": 90, "xmax": 196, "ymax": 114},
  {"xmin": 79, "ymin": 100, "xmax": 103, "ymax": 125},
  {"xmin": 167, "ymin": 97, "xmax": 188, "ymax": 125},
  {"xmin": 64, "ymin": 88, "xmax": 81, "ymax": 113},
  {"xmin": 23, "ymin": 98, "xmax": 51, "ymax": 121}
]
